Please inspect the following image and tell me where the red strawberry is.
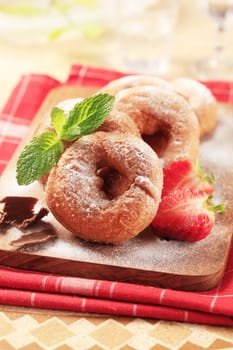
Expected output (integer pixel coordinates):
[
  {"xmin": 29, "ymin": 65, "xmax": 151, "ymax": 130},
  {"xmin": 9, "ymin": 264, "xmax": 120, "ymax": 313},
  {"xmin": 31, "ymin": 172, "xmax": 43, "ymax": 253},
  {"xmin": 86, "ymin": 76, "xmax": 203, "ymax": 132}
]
[{"xmin": 151, "ymin": 160, "xmax": 224, "ymax": 242}]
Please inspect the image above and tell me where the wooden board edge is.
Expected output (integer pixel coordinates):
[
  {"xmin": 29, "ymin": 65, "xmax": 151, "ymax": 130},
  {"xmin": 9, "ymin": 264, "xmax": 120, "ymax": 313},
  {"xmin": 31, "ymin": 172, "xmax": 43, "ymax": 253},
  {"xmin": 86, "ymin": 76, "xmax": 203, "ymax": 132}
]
[{"xmin": 0, "ymin": 247, "xmax": 227, "ymax": 292}]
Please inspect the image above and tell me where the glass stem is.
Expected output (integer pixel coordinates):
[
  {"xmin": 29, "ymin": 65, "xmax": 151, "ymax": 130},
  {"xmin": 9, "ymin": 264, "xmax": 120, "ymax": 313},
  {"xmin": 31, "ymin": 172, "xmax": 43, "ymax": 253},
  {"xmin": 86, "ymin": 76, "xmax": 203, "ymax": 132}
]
[{"xmin": 213, "ymin": 16, "xmax": 226, "ymax": 62}]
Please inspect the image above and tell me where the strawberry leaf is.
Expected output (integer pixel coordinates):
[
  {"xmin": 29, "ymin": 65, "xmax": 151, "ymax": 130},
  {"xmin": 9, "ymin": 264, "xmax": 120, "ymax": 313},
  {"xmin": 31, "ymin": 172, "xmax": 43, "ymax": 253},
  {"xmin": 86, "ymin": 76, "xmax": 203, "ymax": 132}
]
[
  {"xmin": 213, "ymin": 203, "xmax": 226, "ymax": 213},
  {"xmin": 206, "ymin": 195, "xmax": 226, "ymax": 214},
  {"xmin": 196, "ymin": 159, "xmax": 215, "ymax": 184}
]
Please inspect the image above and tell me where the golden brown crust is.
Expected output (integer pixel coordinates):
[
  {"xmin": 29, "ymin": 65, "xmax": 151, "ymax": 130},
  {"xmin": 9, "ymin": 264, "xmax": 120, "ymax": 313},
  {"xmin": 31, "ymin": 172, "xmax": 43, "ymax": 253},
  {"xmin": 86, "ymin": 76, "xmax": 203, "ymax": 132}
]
[{"xmin": 46, "ymin": 132, "xmax": 163, "ymax": 244}]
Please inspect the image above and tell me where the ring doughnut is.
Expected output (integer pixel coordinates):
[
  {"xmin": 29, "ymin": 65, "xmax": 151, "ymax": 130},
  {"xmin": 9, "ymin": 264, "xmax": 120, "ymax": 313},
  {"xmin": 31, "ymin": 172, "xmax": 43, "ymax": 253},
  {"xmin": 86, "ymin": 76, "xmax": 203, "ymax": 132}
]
[
  {"xmin": 46, "ymin": 131, "xmax": 163, "ymax": 244},
  {"xmin": 172, "ymin": 78, "xmax": 217, "ymax": 136},
  {"xmin": 101, "ymin": 75, "xmax": 217, "ymax": 136},
  {"xmin": 113, "ymin": 85, "xmax": 200, "ymax": 167}
]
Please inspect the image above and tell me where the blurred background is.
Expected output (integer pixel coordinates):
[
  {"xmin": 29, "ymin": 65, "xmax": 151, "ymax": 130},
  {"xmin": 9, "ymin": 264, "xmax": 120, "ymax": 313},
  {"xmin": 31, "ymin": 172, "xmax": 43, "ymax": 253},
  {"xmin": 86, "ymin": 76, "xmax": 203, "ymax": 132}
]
[{"xmin": 0, "ymin": 0, "xmax": 233, "ymax": 108}]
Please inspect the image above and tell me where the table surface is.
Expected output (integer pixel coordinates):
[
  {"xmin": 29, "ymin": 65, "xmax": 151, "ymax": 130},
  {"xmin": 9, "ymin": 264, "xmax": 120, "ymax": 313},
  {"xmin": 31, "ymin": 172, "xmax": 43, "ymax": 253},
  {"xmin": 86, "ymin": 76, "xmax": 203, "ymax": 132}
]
[{"xmin": 0, "ymin": 1, "xmax": 233, "ymax": 349}]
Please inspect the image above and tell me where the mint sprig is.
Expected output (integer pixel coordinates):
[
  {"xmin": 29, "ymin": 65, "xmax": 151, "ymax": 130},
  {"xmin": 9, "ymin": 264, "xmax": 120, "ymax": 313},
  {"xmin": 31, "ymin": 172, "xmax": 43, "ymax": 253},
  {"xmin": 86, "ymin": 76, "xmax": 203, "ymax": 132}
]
[
  {"xmin": 16, "ymin": 93, "xmax": 115, "ymax": 185},
  {"xmin": 61, "ymin": 93, "xmax": 114, "ymax": 141}
]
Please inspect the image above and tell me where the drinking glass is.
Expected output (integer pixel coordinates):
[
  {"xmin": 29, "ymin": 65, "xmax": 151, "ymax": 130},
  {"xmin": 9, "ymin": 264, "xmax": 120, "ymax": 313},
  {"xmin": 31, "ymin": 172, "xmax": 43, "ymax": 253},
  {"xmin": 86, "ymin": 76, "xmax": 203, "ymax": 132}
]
[
  {"xmin": 117, "ymin": 0, "xmax": 179, "ymax": 75},
  {"xmin": 193, "ymin": 0, "xmax": 233, "ymax": 79}
]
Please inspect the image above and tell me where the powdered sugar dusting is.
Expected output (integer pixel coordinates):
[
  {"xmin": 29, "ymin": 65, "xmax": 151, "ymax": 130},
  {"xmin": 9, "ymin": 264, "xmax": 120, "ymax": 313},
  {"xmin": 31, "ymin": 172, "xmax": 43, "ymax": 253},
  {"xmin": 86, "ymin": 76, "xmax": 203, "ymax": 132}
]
[
  {"xmin": 57, "ymin": 98, "xmax": 83, "ymax": 116},
  {"xmin": 35, "ymin": 107, "xmax": 233, "ymax": 277},
  {"xmin": 39, "ymin": 218, "xmax": 230, "ymax": 276},
  {"xmin": 114, "ymin": 85, "xmax": 199, "ymax": 166},
  {"xmin": 200, "ymin": 109, "xmax": 233, "ymax": 168},
  {"xmin": 0, "ymin": 94, "xmax": 232, "ymax": 289},
  {"xmin": 45, "ymin": 131, "xmax": 163, "ymax": 243},
  {"xmin": 173, "ymin": 78, "xmax": 215, "ymax": 109}
]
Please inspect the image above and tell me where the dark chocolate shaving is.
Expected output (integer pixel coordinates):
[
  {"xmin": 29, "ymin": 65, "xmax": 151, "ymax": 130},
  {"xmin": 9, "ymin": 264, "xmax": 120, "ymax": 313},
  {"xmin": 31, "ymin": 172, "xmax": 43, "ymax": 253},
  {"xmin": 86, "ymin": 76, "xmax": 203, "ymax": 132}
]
[
  {"xmin": 10, "ymin": 228, "xmax": 56, "ymax": 248},
  {"xmin": 0, "ymin": 196, "xmax": 48, "ymax": 229}
]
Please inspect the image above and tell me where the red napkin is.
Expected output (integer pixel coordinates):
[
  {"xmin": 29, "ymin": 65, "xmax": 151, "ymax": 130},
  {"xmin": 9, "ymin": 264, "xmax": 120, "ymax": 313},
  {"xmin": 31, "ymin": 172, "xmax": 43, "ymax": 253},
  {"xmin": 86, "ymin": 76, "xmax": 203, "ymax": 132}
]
[{"xmin": 0, "ymin": 64, "xmax": 233, "ymax": 326}]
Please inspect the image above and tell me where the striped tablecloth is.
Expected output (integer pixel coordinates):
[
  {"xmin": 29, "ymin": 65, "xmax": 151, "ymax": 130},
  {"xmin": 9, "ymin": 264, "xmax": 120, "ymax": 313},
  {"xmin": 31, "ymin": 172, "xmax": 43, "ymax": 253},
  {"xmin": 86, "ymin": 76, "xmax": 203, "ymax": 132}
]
[{"xmin": 0, "ymin": 64, "xmax": 233, "ymax": 326}]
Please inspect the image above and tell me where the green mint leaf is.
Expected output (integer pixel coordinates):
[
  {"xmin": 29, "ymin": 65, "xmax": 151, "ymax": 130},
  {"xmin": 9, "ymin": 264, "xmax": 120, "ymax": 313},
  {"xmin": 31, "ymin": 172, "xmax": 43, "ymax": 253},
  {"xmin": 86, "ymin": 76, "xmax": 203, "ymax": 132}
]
[
  {"xmin": 51, "ymin": 106, "xmax": 67, "ymax": 135},
  {"xmin": 61, "ymin": 93, "xmax": 115, "ymax": 141},
  {"xmin": 16, "ymin": 131, "xmax": 64, "ymax": 185}
]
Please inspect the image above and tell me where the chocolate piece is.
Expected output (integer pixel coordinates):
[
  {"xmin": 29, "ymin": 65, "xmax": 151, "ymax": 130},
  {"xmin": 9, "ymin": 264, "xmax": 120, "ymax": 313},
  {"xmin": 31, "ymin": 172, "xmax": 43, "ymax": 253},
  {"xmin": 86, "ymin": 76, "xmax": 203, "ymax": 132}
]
[
  {"xmin": 0, "ymin": 196, "xmax": 48, "ymax": 229},
  {"xmin": 10, "ymin": 228, "xmax": 56, "ymax": 248}
]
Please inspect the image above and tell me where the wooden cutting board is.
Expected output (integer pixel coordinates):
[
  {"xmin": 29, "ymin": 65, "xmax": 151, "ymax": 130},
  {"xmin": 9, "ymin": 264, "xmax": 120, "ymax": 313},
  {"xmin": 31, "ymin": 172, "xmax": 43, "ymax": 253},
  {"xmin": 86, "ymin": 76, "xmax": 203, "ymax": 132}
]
[{"xmin": 0, "ymin": 85, "xmax": 232, "ymax": 292}]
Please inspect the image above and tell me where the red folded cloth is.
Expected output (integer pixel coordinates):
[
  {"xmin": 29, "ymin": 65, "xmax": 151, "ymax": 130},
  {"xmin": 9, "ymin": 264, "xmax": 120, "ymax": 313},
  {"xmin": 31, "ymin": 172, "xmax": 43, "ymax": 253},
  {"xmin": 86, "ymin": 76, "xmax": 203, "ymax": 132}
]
[{"xmin": 0, "ymin": 64, "xmax": 233, "ymax": 326}]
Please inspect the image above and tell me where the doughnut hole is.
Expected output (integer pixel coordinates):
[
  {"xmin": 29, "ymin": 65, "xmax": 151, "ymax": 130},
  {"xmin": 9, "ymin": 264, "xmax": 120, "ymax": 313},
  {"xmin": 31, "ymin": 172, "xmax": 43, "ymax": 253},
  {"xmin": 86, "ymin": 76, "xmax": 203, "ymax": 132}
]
[
  {"xmin": 142, "ymin": 127, "xmax": 171, "ymax": 158},
  {"xmin": 96, "ymin": 165, "xmax": 130, "ymax": 200},
  {"xmin": 114, "ymin": 86, "xmax": 200, "ymax": 167}
]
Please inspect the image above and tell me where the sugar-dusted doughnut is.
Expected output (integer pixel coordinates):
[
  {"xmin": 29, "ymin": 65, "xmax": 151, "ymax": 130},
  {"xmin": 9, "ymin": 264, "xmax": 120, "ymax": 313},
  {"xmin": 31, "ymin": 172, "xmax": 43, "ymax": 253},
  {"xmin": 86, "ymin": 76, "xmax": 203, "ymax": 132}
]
[
  {"xmin": 101, "ymin": 75, "xmax": 217, "ymax": 136},
  {"xmin": 113, "ymin": 85, "xmax": 200, "ymax": 167},
  {"xmin": 173, "ymin": 78, "xmax": 217, "ymax": 136},
  {"xmin": 46, "ymin": 131, "xmax": 163, "ymax": 244}
]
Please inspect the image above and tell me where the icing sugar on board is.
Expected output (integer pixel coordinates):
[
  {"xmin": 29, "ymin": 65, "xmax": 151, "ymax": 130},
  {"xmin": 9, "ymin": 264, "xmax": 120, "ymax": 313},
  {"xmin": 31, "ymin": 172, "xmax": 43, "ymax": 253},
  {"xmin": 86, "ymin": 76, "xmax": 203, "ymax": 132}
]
[{"xmin": 0, "ymin": 85, "xmax": 232, "ymax": 292}]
